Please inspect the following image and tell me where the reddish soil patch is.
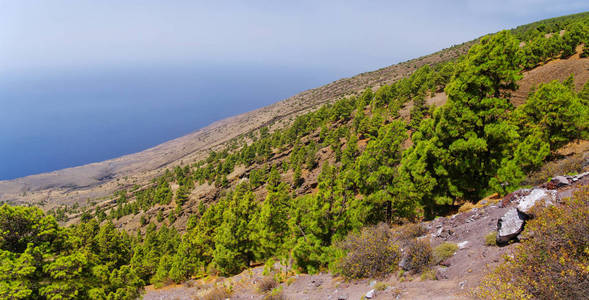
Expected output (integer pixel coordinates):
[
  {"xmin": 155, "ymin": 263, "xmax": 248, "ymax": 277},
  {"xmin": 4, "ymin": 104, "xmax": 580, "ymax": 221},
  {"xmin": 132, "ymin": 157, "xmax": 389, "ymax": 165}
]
[{"xmin": 512, "ymin": 46, "xmax": 589, "ymax": 106}]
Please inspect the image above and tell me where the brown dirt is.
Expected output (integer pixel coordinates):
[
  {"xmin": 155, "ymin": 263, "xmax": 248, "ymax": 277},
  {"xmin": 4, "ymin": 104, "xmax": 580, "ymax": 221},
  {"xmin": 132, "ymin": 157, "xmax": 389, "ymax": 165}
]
[{"xmin": 512, "ymin": 45, "xmax": 589, "ymax": 106}]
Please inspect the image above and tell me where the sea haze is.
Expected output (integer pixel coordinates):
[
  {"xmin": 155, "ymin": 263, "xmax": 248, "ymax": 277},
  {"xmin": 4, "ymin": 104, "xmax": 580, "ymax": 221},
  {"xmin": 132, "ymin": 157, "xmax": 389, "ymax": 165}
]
[{"xmin": 0, "ymin": 63, "xmax": 336, "ymax": 180}]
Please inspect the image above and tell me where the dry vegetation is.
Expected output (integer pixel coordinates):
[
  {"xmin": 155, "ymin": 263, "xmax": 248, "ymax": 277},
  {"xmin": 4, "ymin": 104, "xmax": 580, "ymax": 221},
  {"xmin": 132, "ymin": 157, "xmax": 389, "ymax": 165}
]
[
  {"xmin": 337, "ymin": 223, "xmax": 401, "ymax": 279},
  {"xmin": 474, "ymin": 187, "xmax": 589, "ymax": 299}
]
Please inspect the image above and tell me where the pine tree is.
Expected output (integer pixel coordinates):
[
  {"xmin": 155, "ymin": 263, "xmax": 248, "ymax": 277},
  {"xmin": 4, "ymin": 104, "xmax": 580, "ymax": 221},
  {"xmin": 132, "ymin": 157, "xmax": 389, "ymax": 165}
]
[
  {"xmin": 251, "ymin": 182, "xmax": 291, "ymax": 260},
  {"xmin": 212, "ymin": 183, "xmax": 258, "ymax": 275},
  {"xmin": 398, "ymin": 31, "xmax": 522, "ymax": 217}
]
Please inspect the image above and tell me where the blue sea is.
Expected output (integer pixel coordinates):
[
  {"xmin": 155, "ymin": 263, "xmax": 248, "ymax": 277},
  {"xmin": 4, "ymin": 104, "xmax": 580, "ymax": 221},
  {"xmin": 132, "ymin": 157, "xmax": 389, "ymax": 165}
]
[{"xmin": 0, "ymin": 63, "xmax": 338, "ymax": 180}]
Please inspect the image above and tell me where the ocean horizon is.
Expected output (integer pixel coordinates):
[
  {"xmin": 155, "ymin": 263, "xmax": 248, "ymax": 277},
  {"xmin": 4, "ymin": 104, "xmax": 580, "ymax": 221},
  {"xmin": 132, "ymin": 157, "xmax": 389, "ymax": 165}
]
[{"xmin": 0, "ymin": 62, "xmax": 340, "ymax": 180}]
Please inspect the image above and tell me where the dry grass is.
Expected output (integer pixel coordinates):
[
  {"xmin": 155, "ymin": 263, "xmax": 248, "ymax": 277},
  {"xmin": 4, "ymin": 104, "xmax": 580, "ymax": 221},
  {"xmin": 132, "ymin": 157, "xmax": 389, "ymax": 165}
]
[
  {"xmin": 458, "ymin": 202, "xmax": 475, "ymax": 213},
  {"xmin": 525, "ymin": 152, "xmax": 587, "ymax": 186},
  {"xmin": 257, "ymin": 276, "xmax": 278, "ymax": 293},
  {"xmin": 474, "ymin": 187, "xmax": 589, "ymax": 299},
  {"xmin": 285, "ymin": 277, "xmax": 295, "ymax": 286},
  {"xmin": 420, "ymin": 268, "xmax": 437, "ymax": 281},
  {"xmin": 374, "ymin": 281, "xmax": 388, "ymax": 291},
  {"xmin": 433, "ymin": 242, "xmax": 458, "ymax": 264},
  {"xmin": 403, "ymin": 239, "xmax": 433, "ymax": 273},
  {"xmin": 395, "ymin": 223, "xmax": 428, "ymax": 243},
  {"xmin": 199, "ymin": 286, "xmax": 231, "ymax": 300},
  {"xmin": 485, "ymin": 232, "xmax": 497, "ymax": 246},
  {"xmin": 263, "ymin": 292, "xmax": 288, "ymax": 300}
]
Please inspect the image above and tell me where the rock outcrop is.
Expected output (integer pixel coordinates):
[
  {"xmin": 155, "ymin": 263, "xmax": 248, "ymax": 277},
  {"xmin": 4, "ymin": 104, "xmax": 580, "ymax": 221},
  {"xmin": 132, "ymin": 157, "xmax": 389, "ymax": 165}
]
[
  {"xmin": 516, "ymin": 188, "xmax": 558, "ymax": 215},
  {"xmin": 496, "ymin": 172, "xmax": 589, "ymax": 244},
  {"xmin": 496, "ymin": 188, "xmax": 558, "ymax": 244},
  {"xmin": 496, "ymin": 208, "xmax": 527, "ymax": 244}
]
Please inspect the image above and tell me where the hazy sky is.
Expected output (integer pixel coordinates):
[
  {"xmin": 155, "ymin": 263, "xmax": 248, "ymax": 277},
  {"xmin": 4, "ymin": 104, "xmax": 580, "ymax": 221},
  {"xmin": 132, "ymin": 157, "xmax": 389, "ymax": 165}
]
[{"xmin": 2, "ymin": 1, "xmax": 588, "ymax": 77}]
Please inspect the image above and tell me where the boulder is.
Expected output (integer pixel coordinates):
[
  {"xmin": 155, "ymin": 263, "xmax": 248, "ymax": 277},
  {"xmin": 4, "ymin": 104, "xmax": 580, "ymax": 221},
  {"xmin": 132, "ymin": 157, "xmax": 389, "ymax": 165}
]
[
  {"xmin": 545, "ymin": 175, "xmax": 571, "ymax": 189},
  {"xmin": 365, "ymin": 289, "xmax": 375, "ymax": 299},
  {"xmin": 436, "ymin": 267, "xmax": 449, "ymax": 279},
  {"xmin": 497, "ymin": 188, "xmax": 560, "ymax": 244},
  {"xmin": 516, "ymin": 188, "xmax": 558, "ymax": 215},
  {"xmin": 550, "ymin": 176, "xmax": 570, "ymax": 187},
  {"xmin": 496, "ymin": 208, "xmax": 526, "ymax": 244}
]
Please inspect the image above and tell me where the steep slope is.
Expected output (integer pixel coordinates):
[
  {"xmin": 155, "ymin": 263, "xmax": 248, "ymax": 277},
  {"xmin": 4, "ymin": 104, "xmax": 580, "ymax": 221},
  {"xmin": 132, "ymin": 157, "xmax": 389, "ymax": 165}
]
[
  {"xmin": 106, "ymin": 50, "xmax": 589, "ymax": 234},
  {"xmin": 1, "ymin": 12, "xmax": 588, "ymax": 300}
]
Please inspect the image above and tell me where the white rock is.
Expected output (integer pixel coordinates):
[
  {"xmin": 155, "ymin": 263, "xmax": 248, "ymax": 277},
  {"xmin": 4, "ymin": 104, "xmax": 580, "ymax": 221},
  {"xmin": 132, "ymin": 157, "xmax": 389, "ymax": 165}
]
[
  {"xmin": 517, "ymin": 188, "xmax": 557, "ymax": 214},
  {"xmin": 457, "ymin": 241, "xmax": 469, "ymax": 249},
  {"xmin": 572, "ymin": 171, "xmax": 589, "ymax": 182},
  {"xmin": 365, "ymin": 289, "xmax": 375, "ymax": 299},
  {"xmin": 436, "ymin": 227, "xmax": 443, "ymax": 237},
  {"xmin": 497, "ymin": 208, "xmax": 525, "ymax": 243},
  {"xmin": 551, "ymin": 176, "xmax": 570, "ymax": 187}
]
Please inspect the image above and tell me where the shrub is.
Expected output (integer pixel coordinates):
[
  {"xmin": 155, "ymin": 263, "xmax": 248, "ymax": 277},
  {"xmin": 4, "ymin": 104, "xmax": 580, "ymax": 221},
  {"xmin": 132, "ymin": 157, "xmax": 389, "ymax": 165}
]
[
  {"xmin": 420, "ymin": 268, "xmax": 437, "ymax": 281},
  {"xmin": 395, "ymin": 223, "xmax": 427, "ymax": 244},
  {"xmin": 285, "ymin": 277, "xmax": 295, "ymax": 286},
  {"xmin": 484, "ymin": 232, "xmax": 497, "ymax": 246},
  {"xmin": 433, "ymin": 242, "xmax": 458, "ymax": 264},
  {"xmin": 402, "ymin": 239, "xmax": 433, "ymax": 273},
  {"xmin": 582, "ymin": 42, "xmax": 589, "ymax": 58},
  {"xmin": 263, "ymin": 258, "xmax": 276, "ymax": 276},
  {"xmin": 458, "ymin": 202, "xmax": 475, "ymax": 213},
  {"xmin": 263, "ymin": 291, "xmax": 287, "ymax": 300},
  {"xmin": 257, "ymin": 277, "xmax": 278, "ymax": 293},
  {"xmin": 374, "ymin": 281, "xmax": 388, "ymax": 291},
  {"xmin": 474, "ymin": 187, "xmax": 589, "ymax": 299},
  {"xmin": 337, "ymin": 223, "xmax": 401, "ymax": 278},
  {"xmin": 201, "ymin": 286, "xmax": 231, "ymax": 300}
]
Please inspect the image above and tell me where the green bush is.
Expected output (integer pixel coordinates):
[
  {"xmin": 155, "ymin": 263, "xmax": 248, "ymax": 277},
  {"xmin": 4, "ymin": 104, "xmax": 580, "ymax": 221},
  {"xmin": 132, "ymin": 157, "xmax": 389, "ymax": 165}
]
[
  {"xmin": 485, "ymin": 232, "xmax": 497, "ymax": 246},
  {"xmin": 433, "ymin": 242, "xmax": 458, "ymax": 264},
  {"xmin": 374, "ymin": 281, "xmax": 388, "ymax": 291},
  {"xmin": 337, "ymin": 224, "xmax": 401, "ymax": 278}
]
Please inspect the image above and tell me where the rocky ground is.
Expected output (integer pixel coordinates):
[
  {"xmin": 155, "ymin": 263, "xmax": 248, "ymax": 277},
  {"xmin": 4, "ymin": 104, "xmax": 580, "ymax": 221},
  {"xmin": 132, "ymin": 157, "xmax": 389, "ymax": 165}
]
[{"xmin": 142, "ymin": 170, "xmax": 589, "ymax": 300}]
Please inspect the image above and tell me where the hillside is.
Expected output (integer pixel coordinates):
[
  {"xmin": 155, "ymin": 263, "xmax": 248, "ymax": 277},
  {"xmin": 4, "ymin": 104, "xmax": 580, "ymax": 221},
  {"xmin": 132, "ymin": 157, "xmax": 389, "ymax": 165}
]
[
  {"xmin": 0, "ymin": 41, "xmax": 472, "ymax": 209},
  {"xmin": 1, "ymin": 12, "xmax": 589, "ymax": 300}
]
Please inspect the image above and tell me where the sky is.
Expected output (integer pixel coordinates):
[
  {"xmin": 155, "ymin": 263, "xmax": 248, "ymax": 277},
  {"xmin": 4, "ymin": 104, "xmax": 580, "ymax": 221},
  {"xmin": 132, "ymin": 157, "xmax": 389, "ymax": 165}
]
[
  {"xmin": 2, "ymin": 0, "xmax": 588, "ymax": 76},
  {"xmin": 0, "ymin": 1, "xmax": 588, "ymax": 180}
]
